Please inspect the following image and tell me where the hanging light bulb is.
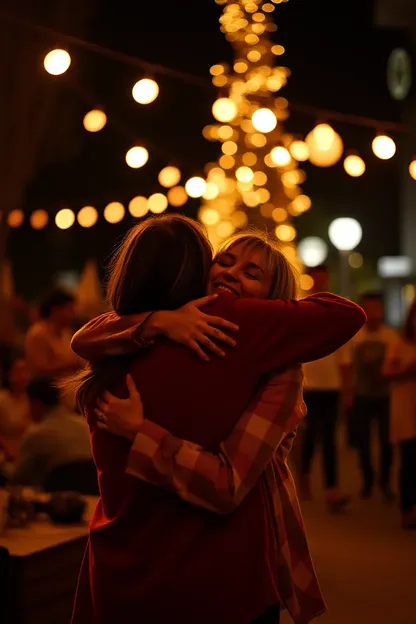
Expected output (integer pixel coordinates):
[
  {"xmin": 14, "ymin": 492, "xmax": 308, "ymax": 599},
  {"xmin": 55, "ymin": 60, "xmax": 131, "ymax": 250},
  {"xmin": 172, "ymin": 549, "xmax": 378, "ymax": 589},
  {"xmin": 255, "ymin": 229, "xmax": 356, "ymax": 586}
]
[
  {"xmin": 185, "ymin": 177, "xmax": 207, "ymax": 198},
  {"xmin": 289, "ymin": 140, "xmax": 310, "ymax": 162},
  {"xmin": 77, "ymin": 206, "xmax": 98, "ymax": 228},
  {"xmin": 104, "ymin": 202, "xmax": 125, "ymax": 224},
  {"xmin": 372, "ymin": 134, "xmax": 396, "ymax": 160},
  {"xmin": 83, "ymin": 110, "xmax": 107, "ymax": 133},
  {"xmin": 344, "ymin": 154, "xmax": 366, "ymax": 177},
  {"xmin": 251, "ymin": 108, "xmax": 277, "ymax": 133},
  {"xmin": 212, "ymin": 98, "xmax": 238, "ymax": 123},
  {"xmin": 55, "ymin": 209, "xmax": 75, "ymax": 230},
  {"xmin": 44, "ymin": 49, "xmax": 71, "ymax": 75},
  {"xmin": 30, "ymin": 210, "xmax": 49, "ymax": 230},
  {"xmin": 306, "ymin": 124, "xmax": 344, "ymax": 167},
  {"xmin": 270, "ymin": 146, "xmax": 291, "ymax": 166},
  {"xmin": 158, "ymin": 166, "xmax": 181, "ymax": 188},
  {"xmin": 125, "ymin": 146, "xmax": 149, "ymax": 169},
  {"xmin": 409, "ymin": 159, "xmax": 416, "ymax": 180},
  {"xmin": 132, "ymin": 79, "xmax": 159, "ymax": 104}
]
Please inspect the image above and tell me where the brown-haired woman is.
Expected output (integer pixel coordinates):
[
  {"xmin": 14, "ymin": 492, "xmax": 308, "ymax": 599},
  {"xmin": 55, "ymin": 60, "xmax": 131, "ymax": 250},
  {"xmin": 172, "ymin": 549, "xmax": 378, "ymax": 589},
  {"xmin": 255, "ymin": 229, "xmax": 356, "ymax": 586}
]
[
  {"xmin": 382, "ymin": 300, "xmax": 416, "ymax": 529},
  {"xmin": 69, "ymin": 214, "xmax": 365, "ymax": 624}
]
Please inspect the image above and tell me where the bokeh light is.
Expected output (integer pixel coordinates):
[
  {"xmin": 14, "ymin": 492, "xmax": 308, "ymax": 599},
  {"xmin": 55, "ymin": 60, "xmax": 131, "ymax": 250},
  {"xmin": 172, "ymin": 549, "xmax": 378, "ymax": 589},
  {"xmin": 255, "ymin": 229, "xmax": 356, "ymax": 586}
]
[
  {"xmin": 344, "ymin": 155, "xmax": 366, "ymax": 177},
  {"xmin": 55, "ymin": 208, "xmax": 75, "ymax": 230},
  {"xmin": 104, "ymin": 202, "xmax": 125, "ymax": 224},
  {"xmin": 212, "ymin": 98, "xmax": 238, "ymax": 123},
  {"xmin": 44, "ymin": 49, "xmax": 71, "ymax": 75},
  {"xmin": 148, "ymin": 193, "xmax": 168, "ymax": 214},
  {"xmin": 252, "ymin": 108, "xmax": 277, "ymax": 133},
  {"xmin": 185, "ymin": 177, "xmax": 207, "ymax": 198},
  {"xmin": 167, "ymin": 186, "xmax": 188, "ymax": 207},
  {"xmin": 30, "ymin": 210, "xmax": 49, "ymax": 230},
  {"xmin": 270, "ymin": 146, "xmax": 291, "ymax": 166},
  {"xmin": 132, "ymin": 79, "xmax": 159, "ymax": 104},
  {"xmin": 126, "ymin": 146, "xmax": 149, "ymax": 169},
  {"xmin": 372, "ymin": 135, "xmax": 396, "ymax": 160},
  {"xmin": 129, "ymin": 196, "xmax": 149, "ymax": 217},
  {"xmin": 8, "ymin": 209, "xmax": 24, "ymax": 228},
  {"xmin": 158, "ymin": 166, "xmax": 181, "ymax": 188},
  {"xmin": 77, "ymin": 206, "xmax": 98, "ymax": 228},
  {"xmin": 83, "ymin": 110, "xmax": 107, "ymax": 133},
  {"xmin": 289, "ymin": 140, "xmax": 309, "ymax": 161}
]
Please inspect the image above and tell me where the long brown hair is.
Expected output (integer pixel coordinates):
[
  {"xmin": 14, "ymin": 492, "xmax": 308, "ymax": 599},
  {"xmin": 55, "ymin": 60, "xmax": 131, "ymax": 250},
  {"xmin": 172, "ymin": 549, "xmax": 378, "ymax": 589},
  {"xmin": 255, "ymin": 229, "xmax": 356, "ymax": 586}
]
[
  {"xmin": 65, "ymin": 215, "xmax": 213, "ymax": 411},
  {"xmin": 404, "ymin": 300, "xmax": 416, "ymax": 341},
  {"xmin": 215, "ymin": 228, "xmax": 299, "ymax": 300}
]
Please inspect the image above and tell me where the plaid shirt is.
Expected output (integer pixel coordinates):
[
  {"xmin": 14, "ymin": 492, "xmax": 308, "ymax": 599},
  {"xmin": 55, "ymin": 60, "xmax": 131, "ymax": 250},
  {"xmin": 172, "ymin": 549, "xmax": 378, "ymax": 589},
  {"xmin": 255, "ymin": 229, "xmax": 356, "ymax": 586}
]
[{"xmin": 127, "ymin": 367, "xmax": 326, "ymax": 624}]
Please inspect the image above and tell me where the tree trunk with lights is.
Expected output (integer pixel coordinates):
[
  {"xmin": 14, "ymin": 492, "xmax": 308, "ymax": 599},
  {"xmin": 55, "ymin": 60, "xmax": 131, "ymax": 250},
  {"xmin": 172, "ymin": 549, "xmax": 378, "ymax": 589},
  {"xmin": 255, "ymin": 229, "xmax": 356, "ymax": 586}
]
[{"xmin": 199, "ymin": 0, "xmax": 311, "ymax": 260}]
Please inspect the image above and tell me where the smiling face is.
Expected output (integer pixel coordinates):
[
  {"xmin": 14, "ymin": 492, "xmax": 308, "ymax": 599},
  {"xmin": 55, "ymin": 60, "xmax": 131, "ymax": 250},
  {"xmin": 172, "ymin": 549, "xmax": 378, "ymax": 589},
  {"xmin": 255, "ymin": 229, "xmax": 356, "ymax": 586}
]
[{"xmin": 208, "ymin": 242, "xmax": 272, "ymax": 299}]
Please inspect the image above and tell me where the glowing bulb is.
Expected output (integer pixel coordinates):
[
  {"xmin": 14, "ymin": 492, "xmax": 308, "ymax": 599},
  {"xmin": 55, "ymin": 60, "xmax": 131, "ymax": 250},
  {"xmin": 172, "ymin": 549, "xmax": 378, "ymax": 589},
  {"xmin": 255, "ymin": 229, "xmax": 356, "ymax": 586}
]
[
  {"xmin": 8, "ymin": 210, "xmax": 24, "ymax": 228},
  {"xmin": 218, "ymin": 125, "xmax": 234, "ymax": 140},
  {"xmin": 297, "ymin": 237, "xmax": 328, "ymax": 267},
  {"xmin": 44, "ymin": 49, "xmax": 71, "ymax": 75},
  {"xmin": 55, "ymin": 208, "xmax": 75, "ymax": 230},
  {"xmin": 275, "ymin": 224, "xmax": 296, "ymax": 242},
  {"xmin": 148, "ymin": 193, "xmax": 168, "ymax": 214},
  {"xmin": 290, "ymin": 140, "xmax": 310, "ymax": 161},
  {"xmin": 199, "ymin": 208, "xmax": 220, "ymax": 226},
  {"xmin": 409, "ymin": 160, "xmax": 416, "ymax": 180},
  {"xmin": 158, "ymin": 166, "xmax": 181, "ymax": 188},
  {"xmin": 212, "ymin": 98, "xmax": 238, "ymax": 123},
  {"xmin": 129, "ymin": 196, "xmax": 149, "ymax": 217},
  {"xmin": 77, "ymin": 206, "xmax": 98, "ymax": 228},
  {"xmin": 272, "ymin": 45, "xmax": 285, "ymax": 55},
  {"xmin": 253, "ymin": 171, "xmax": 267, "ymax": 185},
  {"xmin": 251, "ymin": 133, "xmax": 267, "ymax": 147},
  {"xmin": 222, "ymin": 141, "xmax": 238, "ymax": 155},
  {"xmin": 185, "ymin": 177, "xmax": 207, "ymax": 198},
  {"xmin": 167, "ymin": 186, "xmax": 188, "ymax": 207},
  {"xmin": 104, "ymin": 202, "xmax": 125, "ymax": 224},
  {"xmin": 83, "ymin": 110, "xmax": 107, "ymax": 133},
  {"xmin": 30, "ymin": 210, "xmax": 48, "ymax": 230},
  {"xmin": 236, "ymin": 166, "xmax": 254, "ymax": 183},
  {"xmin": 242, "ymin": 152, "xmax": 257, "ymax": 166},
  {"xmin": 234, "ymin": 61, "xmax": 248, "ymax": 73},
  {"xmin": 132, "ymin": 79, "xmax": 159, "ymax": 104},
  {"xmin": 344, "ymin": 155, "xmax": 366, "ymax": 177},
  {"xmin": 202, "ymin": 182, "xmax": 220, "ymax": 200},
  {"xmin": 270, "ymin": 146, "xmax": 291, "ymax": 166},
  {"xmin": 210, "ymin": 64, "xmax": 224, "ymax": 76},
  {"xmin": 126, "ymin": 146, "xmax": 149, "ymax": 169},
  {"xmin": 232, "ymin": 211, "xmax": 248, "ymax": 228},
  {"xmin": 247, "ymin": 50, "xmax": 262, "ymax": 62},
  {"xmin": 252, "ymin": 108, "xmax": 277, "ymax": 133},
  {"xmin": 313, "ymin": 124, "xmax": 336, "ymax": 150},
  {"xmin": 372, "ymin": 135, "xmax": 396, "ymax": 160},
  {"xmin": 272, "ymin": 208, "xmax": 288, "ymax": 222},
  {"xmin": 300, "ymin": 275, "xmax": 314, "ymax": 292},
  {"xmin": 219, "ymin": 155, "xmax": 235, "ymax": 169}
]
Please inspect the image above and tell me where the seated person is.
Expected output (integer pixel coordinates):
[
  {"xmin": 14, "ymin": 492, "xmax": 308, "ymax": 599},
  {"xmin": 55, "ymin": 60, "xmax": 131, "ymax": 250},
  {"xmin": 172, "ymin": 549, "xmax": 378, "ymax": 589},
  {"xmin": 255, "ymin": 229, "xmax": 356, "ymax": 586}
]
[{"xmin": 13, "ymin": 378, "xmax": 92, "ymax": 489}]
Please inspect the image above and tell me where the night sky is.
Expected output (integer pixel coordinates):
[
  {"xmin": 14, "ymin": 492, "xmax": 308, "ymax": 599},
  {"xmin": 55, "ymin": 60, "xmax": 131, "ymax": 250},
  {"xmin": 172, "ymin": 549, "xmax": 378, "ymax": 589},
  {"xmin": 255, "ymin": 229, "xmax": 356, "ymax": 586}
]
[{"xmin": 5, "ymin": 0, "xmax": 410, "ymax": 298}]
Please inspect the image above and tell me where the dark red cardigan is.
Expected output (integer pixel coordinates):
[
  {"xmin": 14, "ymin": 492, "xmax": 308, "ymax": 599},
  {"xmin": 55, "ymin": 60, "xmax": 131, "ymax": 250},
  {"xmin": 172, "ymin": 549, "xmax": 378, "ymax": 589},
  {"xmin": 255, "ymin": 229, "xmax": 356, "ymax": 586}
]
[{"xmin": 71, "ymin": 293, "xmax": 365, "ymax": 624}]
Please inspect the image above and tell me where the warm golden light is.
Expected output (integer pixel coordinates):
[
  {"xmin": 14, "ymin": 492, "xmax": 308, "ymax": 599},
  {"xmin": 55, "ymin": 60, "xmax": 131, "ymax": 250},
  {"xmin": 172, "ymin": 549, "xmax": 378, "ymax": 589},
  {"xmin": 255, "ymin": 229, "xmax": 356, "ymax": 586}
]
[
  {"xmin": 291, "ymin": 194, "xmax": 312, "ymax": 213},
  {"xmin": 271, "ymin": 44, "xmax": 285, "ymax": 55},
  {"xmin": 132, "ymin": 79, "xmax": 159, "ymax": 104},
  {"xmin": 258, "ymin": 188, "xmax": 271, "ymax": 203},
  {"xmin": 126, "ymin": 146, "xmax": 149, "ymax": 169},
  {"xmin": 30, "ymin": 210, "xmax": 48, "ymax": 230},
  {"xmin": 210, "ymin": 64, "xmax": 224, "ymax": 76},
  {"xmin": 202, "ymin": 182, "xmax": 220, "ymax": 200},
  {"xmin": 272, "ymin": 208, "xmax": 288, "ymax": 222},
  {"xmin": 83, "ymin": 110, "xmax": 107, "ymax": 133},
  {"xmin": 8, "ymin": 209, "xmax": 24, "ymax": 228},
  {"xmin": 218, "ymin": 125, "xmax": 234, "ymax": 140},
  {"xmin": 167, "ymin": 186, "xmax": 188, "ymax": 207},
  {"xmin": 104, "ymin": 202, "xmax": 125, "ymax": 224},
  {"xmin": 247, "ymin": 50, "xmax": 262, "ymax": 62},
  {"xmin": 44, "ymin": 49, "xmax": 71, "ymax": 75},
  {"xmin": 300, "ymin": 274, "xmax": 314, "ymax": 291},
  {"xmin": 232, "ymin": 211, "xmax": 248, "ymax": 228},
  {"xmin": 253, "ymin": 171, "xmax": 267, "ymax": 185},
  {"xmin": 344, "ymin": 155, "xmax": 366, "ymax": 177},
  {"xmin": 158, "ymin": 166, "xmax": 181, "ymax": 188},
  {"xmin": 199, "ymin": 208, "xmax": 220, "ymax": 226},
  {"xmin": 236, "ymin": 166, "xmax": 254, "ymax": 183},
  {"xmin": 289, "ymin": 140, "xmax": 310, "ymax": 162},
  {"xmin": 217, "ymin": 221, "xmax": 236, "ymax": 238},
  {"xmin": 77, "ymin": 206, "xmax": 98, "ymax": 228},
  {"xmin": 313, "ymin": 124, "xmax": 336, "ymax": 149},
  {"xmin": 372, "ymin": 135, "xmax": 396, "ymax": 160},
  {"xmin": 219, "ymin": 155, "xmax": 235, "ymax": 169},
  {"xmin": 222, "ymin": 141, "xmax": 238, "ymax": 155},
  {"xmin": 275, "ymin": 224, "xmax": 297, "ymax": 242},
  {"xmin": 242, "ymin": 152, "xmax": 258, "ymax": 166},
  {"xmin": 213, "ymin": 75, "xmax": 228, "ymax": 87},
  {"xmin": 212, "ymin": 98, "xmax": 238, "ymax": 123},
  {"xmin": 128, "ymin": 196, "xmax": 149, "ymax": 217},
  {"xmin": 270, "ymin": 146, "xmax": 291, "ymax": 166},
  {"xmin": 252, "ymin": 108, "xmax": 277, "ymax": 133},
  {"xmin": 263, "ymin": 2, "xmax": 275, "ymax": 11},
  {"xmin": 55, "ymin": 208, "xmax": 75, "ymax": 230},
  {"xmin": 251, "ymin": 133, "xmax": 267, "ymax": 148},
  {"xmin": 148, "ymin": 193, "xmax": 168, "ymax": 214},
  {"xmin": 306, "ymin": 125, "xmax": 344, "ymax": 167},
  {"xmin": 409, "ymin": 160, "xmax": 416, "ymax": 180},
  {"xmin": 185, "ymin": 177, "xmax": 207, "ymax": 198},
  {"xmin": 234, "ymin": 61, "xmax": 248, "ymax": 73}
]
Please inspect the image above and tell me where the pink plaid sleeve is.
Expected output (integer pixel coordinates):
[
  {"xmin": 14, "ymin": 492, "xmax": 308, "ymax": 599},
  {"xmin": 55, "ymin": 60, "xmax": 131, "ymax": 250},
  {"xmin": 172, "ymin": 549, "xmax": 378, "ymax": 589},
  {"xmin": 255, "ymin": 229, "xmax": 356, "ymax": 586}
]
[{"xmin": 126, "ymin": 366, "xmax": 305, "ymax": 514}]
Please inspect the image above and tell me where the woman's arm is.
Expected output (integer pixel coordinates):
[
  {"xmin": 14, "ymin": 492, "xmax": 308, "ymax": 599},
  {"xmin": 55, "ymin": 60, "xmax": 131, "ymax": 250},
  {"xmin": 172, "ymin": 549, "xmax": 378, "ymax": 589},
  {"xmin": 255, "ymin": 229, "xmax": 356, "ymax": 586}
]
[
  {"xmin": 96, "ymin": 369, "xmax": 305, "ymax": 514},
  {"xmin": 71, "ymin": 296, "xmax": 238, "ymax": 362}
]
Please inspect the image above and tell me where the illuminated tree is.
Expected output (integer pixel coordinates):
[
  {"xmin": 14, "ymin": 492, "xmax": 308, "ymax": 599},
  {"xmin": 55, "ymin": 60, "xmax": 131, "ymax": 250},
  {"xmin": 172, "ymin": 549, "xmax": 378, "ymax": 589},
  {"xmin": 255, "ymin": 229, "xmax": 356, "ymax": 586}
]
[{"xmin": 199, "ymin": 0, "xmax": 311, "ymax": 262}]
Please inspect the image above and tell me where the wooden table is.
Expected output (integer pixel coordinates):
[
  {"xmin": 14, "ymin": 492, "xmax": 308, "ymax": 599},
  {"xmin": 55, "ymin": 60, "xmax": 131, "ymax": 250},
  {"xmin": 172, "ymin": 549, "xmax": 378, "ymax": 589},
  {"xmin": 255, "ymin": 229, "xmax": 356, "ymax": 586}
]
[{"xmin": 0, "ymin": 497, "xmax": 98, "ymax": 624}]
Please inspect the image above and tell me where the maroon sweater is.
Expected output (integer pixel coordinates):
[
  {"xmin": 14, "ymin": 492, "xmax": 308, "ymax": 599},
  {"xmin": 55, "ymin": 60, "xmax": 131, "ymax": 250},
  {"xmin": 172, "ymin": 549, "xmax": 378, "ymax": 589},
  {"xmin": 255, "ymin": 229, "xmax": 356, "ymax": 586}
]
[{"xmin": 72, "ymin": 293, "xmax": 365, "ymax": 624}]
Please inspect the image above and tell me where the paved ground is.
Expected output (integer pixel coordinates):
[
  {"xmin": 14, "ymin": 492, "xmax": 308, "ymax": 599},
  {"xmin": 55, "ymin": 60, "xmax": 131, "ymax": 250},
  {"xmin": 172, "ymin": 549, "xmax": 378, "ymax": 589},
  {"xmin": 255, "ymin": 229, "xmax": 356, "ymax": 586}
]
[{"xmin": 281, "ymin": 431, "xmax": 416, "ymax": 624}]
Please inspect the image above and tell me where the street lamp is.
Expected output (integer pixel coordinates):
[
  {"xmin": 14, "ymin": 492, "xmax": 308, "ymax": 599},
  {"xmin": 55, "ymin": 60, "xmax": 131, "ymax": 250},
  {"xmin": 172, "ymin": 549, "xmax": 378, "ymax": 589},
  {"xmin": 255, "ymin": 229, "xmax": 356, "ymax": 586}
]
[{"xmin": 328, "ymin": 218, "xmax": 362, "ymax": 297}]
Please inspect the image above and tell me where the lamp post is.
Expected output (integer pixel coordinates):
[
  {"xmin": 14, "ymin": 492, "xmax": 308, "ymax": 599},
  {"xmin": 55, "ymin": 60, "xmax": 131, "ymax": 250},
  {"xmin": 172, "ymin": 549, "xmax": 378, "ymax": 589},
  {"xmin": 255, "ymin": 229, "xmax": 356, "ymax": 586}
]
[{"xmin": 328, "ymin": 218, "xmax": 362, "ymax": 297}]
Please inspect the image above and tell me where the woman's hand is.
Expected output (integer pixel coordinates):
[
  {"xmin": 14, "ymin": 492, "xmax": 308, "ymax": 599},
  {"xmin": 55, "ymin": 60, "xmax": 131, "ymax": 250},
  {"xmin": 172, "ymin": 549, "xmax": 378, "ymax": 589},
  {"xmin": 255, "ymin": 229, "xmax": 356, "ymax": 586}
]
[
  {"xmin": 95, "ymin": 375, "xmax": 144, "ymax": 441},
  {"xmin": 152, "ymin": 294, "xmax": 239, "ymax": 361}
]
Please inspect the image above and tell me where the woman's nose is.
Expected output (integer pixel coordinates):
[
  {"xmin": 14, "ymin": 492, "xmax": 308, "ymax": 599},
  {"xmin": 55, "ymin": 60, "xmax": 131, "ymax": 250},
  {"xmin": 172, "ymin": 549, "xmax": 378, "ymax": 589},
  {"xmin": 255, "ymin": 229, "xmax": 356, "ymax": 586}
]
[{"xmin": 222, "ymin": 268, "xmax": 239, "ymax": 282}]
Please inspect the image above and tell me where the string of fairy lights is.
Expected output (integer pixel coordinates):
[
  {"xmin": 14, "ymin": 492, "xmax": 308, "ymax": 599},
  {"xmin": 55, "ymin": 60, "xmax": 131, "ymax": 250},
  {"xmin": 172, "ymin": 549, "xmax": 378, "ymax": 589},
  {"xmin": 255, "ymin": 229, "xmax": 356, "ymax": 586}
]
[{"xmin": 3, "ymin": 1, "xmax": 416, "ymax": 242}]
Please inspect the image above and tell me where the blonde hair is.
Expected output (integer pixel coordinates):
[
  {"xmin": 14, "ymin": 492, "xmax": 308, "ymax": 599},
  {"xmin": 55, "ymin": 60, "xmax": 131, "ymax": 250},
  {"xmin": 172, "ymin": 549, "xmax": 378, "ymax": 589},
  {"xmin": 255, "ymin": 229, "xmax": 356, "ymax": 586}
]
[{"xmin": 215, "ymin": 228, "xmax": 299, "ymax": 300}]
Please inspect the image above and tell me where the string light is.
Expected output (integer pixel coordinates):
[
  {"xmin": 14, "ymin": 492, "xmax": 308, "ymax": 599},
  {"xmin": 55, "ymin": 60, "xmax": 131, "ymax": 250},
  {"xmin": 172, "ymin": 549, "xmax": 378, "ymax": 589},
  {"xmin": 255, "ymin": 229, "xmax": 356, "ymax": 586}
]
[
  {"xmin": 132, "ymin": 79, "xmax": 159, "ymax": 104},
  {"xmin": 8, "ymin": 210, "xmax": 24, "ymax": 228},
  {"xmin": 30, "ymin": 210, "xmax": 49, "ymax": 230},
  {"xmin": 104, "ymin": 202, "xmax": 125, "ymax": 224},
  {"xmin": 252, "ymin": 108, "xmax": 277, "ymax": 133},
  {"xmin": 148, "ymin": 193, "xmax": 168, "ymax": 214},
  {"xmin": 270, "ymin": 146, "xmax": 291, "ymax": 166},
  {"xmin": 372, "ymin": 135, "xmax": 396, "ymax": 160},
  {"xmin": 158, "ymin": 166, "xmax": 181, "ymax": 188},
  {"xmin": 83, "ymin": 110, "xmax": 107, "ymax": 133},
  {"xmin": 167, "ymin": 186, "xmax": 188, "ymax": 207},
  {"xmin": 125, "ymin": 146, "xmax": 149, "ymax": 169},
  {"xmin": 77, "ymin": 206, "xmax": 98, "ymax": 228},
  {"xmin": 409, "ymin": 159, "xmax": 416, "ymax": 180},
  {"xmin": 55, "ymin": 209, "xmax": 75, "ymax": 230},
  {"xmin": 212, "ymin": 98, "xmax": 238, "ymax": 123},
  {"xmin": 44, "ymin": 49, "xmax": 71, "ymax": 75},
  {"xmin": 344, "ymin": 154, "xmax": 366, "ymax": 177},
  {"xmin": 185, "ymin": 177, "xmax": 207, "ymax": 198},
  {"xmin": 289, "ymin": 140, "xmax": 309, "ymax": 161},
  {"xmin": 129, "ymin": 196, "xmax": 149, "ymax": 217}
]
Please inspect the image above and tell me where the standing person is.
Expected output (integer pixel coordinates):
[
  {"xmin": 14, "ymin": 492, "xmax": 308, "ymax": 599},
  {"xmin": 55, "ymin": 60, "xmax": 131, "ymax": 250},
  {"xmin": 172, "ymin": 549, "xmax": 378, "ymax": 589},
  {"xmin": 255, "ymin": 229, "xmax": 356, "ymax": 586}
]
[
  {"xmin": 68, "ymin": 216, "xmax": 365, "ymax": 624},
  {"xmin": 300, "ymin": 266, "xmax": 349, "ymax": 511},
  {"xmin": 25, "ymin": 289, "xmax": 82, "ymax": 380},
  {"xmin": 342, "ymin": 292, "xmax": 398, "ymax": 500},
  {"xmin": 382, "ymin": 301, "xmax": 416, "ymax": 529},
  {"xmin": 0, "ymin": 352, "xmax": 31, "ymax": 461}
]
